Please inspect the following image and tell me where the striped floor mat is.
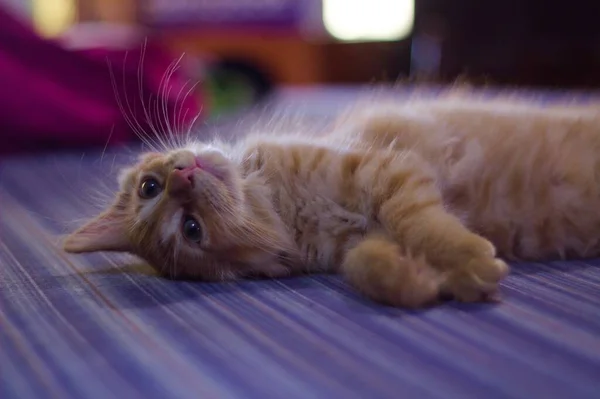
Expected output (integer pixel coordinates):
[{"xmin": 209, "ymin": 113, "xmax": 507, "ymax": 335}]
[{"xmin": 1, "ymin": 88, "xmax": 600, "ymax": 399}]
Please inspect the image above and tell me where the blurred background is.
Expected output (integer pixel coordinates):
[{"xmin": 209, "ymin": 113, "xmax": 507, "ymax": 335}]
[
  {"xmin": 9, "ymin": 0, "xmax": 600, "ymax": 107},
  {"xmin": 2, "ymin": 0, "xmax": 600, "ymax": 152},
  {"xmin": 19, "ymin": 1, "xmax": 600, "ymax": 80}
]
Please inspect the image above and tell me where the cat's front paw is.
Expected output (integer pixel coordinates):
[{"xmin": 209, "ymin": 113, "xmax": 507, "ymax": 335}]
[{"xmin": 440, "ymin": 239, "xmax": 510, "ymax": 303}]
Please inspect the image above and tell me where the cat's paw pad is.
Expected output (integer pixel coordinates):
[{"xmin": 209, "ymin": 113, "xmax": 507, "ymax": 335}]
[{"xmin": 441, "ymin": 240, "xmax": 509, "ymax": 303}]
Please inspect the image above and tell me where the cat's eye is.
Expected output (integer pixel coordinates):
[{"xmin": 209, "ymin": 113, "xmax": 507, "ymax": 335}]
[
  {"xmin": 182, "ymin": 216, "xmax": 203, "ymax": 243},
  {"xmin": 139, "ymin": 178, "xmax": 162, "ymax": 199}
]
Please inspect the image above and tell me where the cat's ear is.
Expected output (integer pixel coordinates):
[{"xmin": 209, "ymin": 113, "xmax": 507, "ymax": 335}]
[{"xmin": 63, "ymin": 206, "xmax": 131, "ymax": 254}]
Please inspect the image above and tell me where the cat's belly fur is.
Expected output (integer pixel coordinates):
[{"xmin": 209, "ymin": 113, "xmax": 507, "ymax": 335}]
[
  {"xmin": 439, "ymin": 132, "xmax": 600, "ymax": 261},
  {"xmin": 341, "ymin": 103, "xmax": 600, "ymax": 261}
]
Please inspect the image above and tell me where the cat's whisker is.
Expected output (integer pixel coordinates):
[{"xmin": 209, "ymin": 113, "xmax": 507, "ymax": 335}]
[
  {"xmin": 188, "ymin": 109, "xmax": 203, "ymax": 133},
  {"xmin": 174, "ymin": 80, "xmax": 194, "ymax": 134},
  {"xmin": 172, "ymin": 80, "xmax": 192, "ymax": 148},
  {"xmin": 108, "ymin": 59, "xmax": 160, "ymax": 152},
  {"xmin": 100, "ymin": 125, "xmax": 116, "ymax": 164},
  {"xmin": 124, "ymin": 50, "xmax": 163, "ymax": 150},
  {"xmin": 153, "ymin": 67, "xmax": 171, "ymax": 149},
  {"xmin": 178, "ymin": 107, "xmax": 191, "ymax": 147},
  {"xmin": 161, "ymin": 63, "xmax": 179, "ymax": 143},
  {"xmin": 138, "ymin": 44, "xmax": 171, "ymax": 152},
  {"xmin": 174, "ymin": 79, "xmax": 201, "ymax": 146},
  {"xmin": 154, "ymin": 53, "xmax": 186, "ymax": 151},
  {"xmin": 134, "ymin": 41, "xmax": 190, "ymax": 153}
]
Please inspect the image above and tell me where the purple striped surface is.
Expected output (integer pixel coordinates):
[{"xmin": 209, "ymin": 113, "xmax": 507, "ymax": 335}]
[{"xmin": 1, "ymin": 88, "xmax": 600, "ymax": 398}]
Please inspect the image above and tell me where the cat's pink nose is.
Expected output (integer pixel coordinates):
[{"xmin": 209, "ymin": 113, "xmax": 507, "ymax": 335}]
[{"xmin": 167, "ymin": 169, "xmax": 195, "ymax": 196}]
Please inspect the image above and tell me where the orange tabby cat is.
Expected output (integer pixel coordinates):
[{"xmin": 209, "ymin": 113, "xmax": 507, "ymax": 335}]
[{"xmin": 64, "ymin": 91, "xmax": 600, "ymax": 308}]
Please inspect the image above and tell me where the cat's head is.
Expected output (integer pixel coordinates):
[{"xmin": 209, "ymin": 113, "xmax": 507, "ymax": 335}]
[{"xmin": 63, "ymin": 143, "xmax": 294, "ymax": 280}]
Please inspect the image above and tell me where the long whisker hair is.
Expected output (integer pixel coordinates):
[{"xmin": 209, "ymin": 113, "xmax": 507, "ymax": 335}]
[{"xmin": 107, "ymin": 40, "xmax": 202, "ymax": 154}]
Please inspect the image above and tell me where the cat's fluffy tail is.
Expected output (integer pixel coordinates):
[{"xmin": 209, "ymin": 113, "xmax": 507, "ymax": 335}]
[{"xmin": 341, "ymin": 233, "xmax": 442, "ymax": 308}]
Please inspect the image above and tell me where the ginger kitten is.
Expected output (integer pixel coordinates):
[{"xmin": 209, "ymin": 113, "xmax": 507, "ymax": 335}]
[{"xmin": 64, "ymin": 92, "xmax": 600, "ymax": 308}]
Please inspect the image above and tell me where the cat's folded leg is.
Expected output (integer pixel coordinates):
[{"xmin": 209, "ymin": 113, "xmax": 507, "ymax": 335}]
[
  {"xmin": 379, "ymin": 202, "xmax": 510, "ymax": 303},
  {"xmin": 341, "ymin": 232, "xmax": 442, "ymax": 308}
]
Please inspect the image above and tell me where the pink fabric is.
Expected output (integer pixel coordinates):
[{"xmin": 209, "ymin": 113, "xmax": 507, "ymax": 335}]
[{"xmin": 0, "ymin": 7, "xmax": 202, "ymax": 155}]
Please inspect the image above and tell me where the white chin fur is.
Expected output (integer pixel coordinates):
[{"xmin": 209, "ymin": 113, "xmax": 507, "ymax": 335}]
[{"xmin": 185, "ymin": 142, "xmax": 226, "ymax": 157}]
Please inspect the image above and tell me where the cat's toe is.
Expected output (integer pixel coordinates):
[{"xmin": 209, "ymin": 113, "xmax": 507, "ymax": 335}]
[
  {"xmin": 469, "ymin": 257, "xmax": 509, "ymax": 284},
  {"xmin": 441, "ymin": 257, "xmax": 509, "ymax": 303}
]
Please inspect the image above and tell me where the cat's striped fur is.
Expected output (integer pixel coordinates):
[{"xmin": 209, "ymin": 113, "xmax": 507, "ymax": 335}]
[{"xmin": 64, "ymin": 92, "xmax": 600, "ymax": 308}]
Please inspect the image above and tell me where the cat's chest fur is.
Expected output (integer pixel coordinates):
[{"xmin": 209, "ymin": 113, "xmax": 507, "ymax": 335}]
[
  {"xmin": 282, "ymin": 192, "xmax": 368, "ymax": 270},
  {"xmin": 240, "ymin": 142, "xmax": 369, "ymax": 270}
]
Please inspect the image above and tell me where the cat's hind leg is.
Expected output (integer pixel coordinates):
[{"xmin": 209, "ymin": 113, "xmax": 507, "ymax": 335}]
[{"xmin": 341, "ymin": 232, "xmax": 442, "ymax": 308}]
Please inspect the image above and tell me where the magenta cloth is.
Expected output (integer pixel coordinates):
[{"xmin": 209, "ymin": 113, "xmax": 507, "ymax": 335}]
[{"xmin": 0, "ymin": 8, "xmax": 202, "ymax": 155}]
